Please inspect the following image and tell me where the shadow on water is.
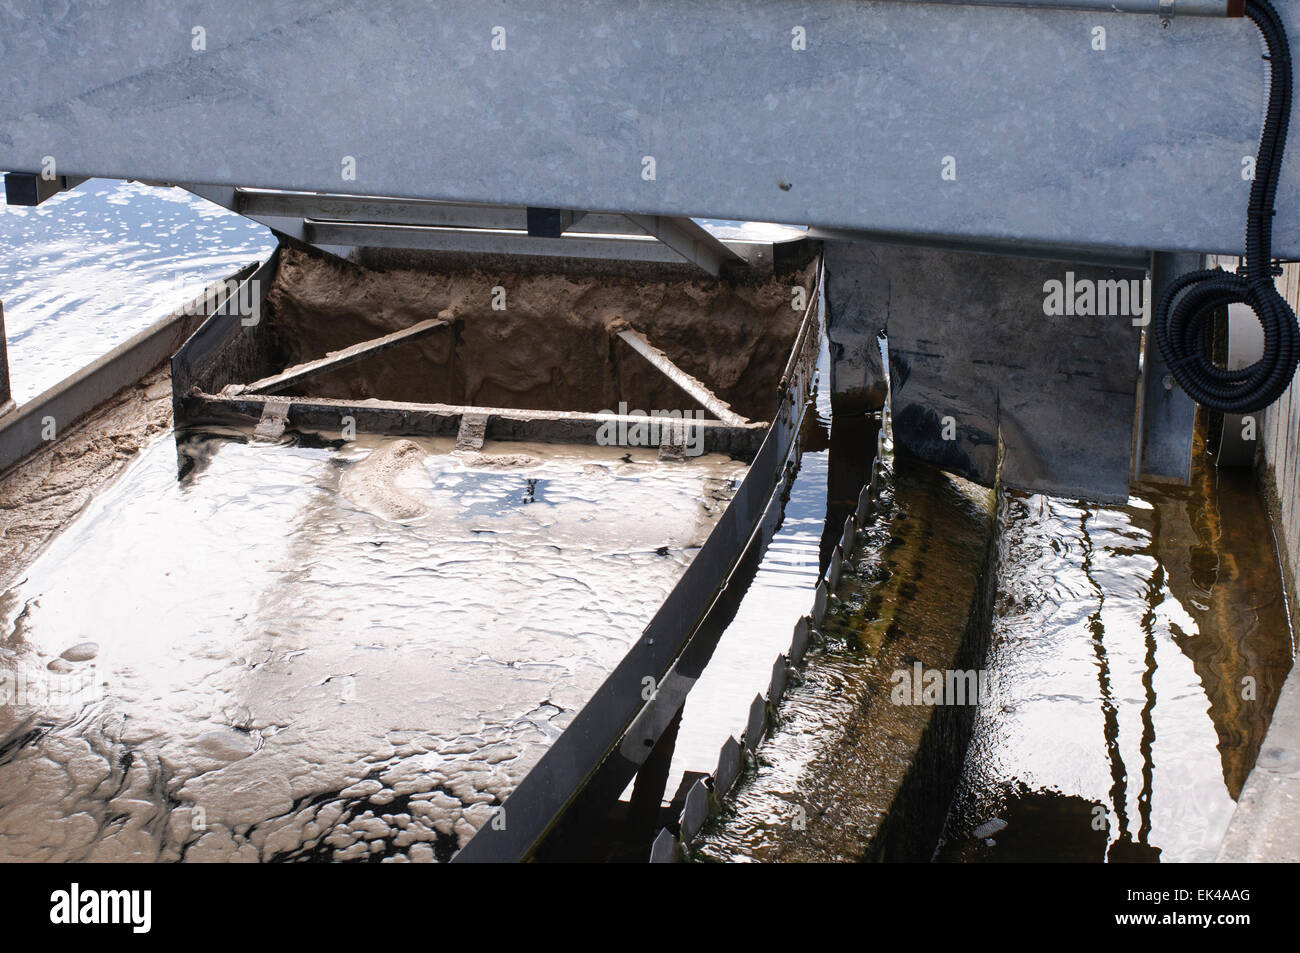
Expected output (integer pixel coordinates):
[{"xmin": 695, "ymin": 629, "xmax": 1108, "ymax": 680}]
[{"xmin": 819, "ymin": 412, "xmax": 879, "ymax": 572}]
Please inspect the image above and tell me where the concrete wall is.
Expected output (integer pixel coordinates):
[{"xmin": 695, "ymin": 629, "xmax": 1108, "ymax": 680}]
[
  {"xmin": 1213, "ymin": 254, "xmax": 1300, "ymax": 861},
  {"xmin": 1205, "ymin": 254, "xmax": 1300, "ymax": 643},
  {"xmin": 1258, "ymin": 262, "xmax": 1300, "ymax": 643}
]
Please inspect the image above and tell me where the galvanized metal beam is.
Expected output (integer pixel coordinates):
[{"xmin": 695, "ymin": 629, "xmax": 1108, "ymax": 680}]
[
  {"xmin": 192, "ymin": 187, "xmax": 767, "ymax": 275},
  {"xmin": 624, "ymin": 215, "xmax": 745, "ymax": 278},
  {"xmin": 301, "ymin": 221, "xmax": 695, "ymax": 264},
  {"xmin": 808, "ymin": 226, "xmax": 1151, "ymax": 270},
  {"xmin": 229, "ymin": 189, "xmax": 641, "ymax": 235},
  {"xmin": 185, "ymin": 184, "xmax": 316, "ymax": 248},
  {"xmin": 913, "ymin": 0, "xmax": 1237, "ymax": 16},
  {"xmin": 4, "ymin": 0, "xmax": 1294, "ymax": 257}
]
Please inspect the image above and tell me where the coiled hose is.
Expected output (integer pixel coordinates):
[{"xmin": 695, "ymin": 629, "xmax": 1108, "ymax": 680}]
[{"xmin": 1154, "ymin": 0, "xmax": 1294, "ymax": 413}]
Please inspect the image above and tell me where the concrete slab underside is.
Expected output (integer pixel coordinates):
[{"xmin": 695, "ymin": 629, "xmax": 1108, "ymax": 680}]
[{"xmin": 1, "ymin": 1, "xmax": 1297, "ymax": 257}]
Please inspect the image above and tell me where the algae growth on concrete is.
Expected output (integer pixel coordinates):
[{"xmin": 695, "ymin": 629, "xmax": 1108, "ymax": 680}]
[
  {"xmin": 0, "ymin": 430, "xmax": 746, "ymax": 861},
  {"xmin": 695, "ymin": 455, "xmax": 998, "ymax": 862}
]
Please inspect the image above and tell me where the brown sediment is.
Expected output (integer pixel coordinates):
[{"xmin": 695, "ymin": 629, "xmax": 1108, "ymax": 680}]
[
  {"xmin": 0, "ymin": 433, "xmax": 749, "ymax": 862},
  {"xmin": 0, "ymin": 365, "xmax": 173, "ymax": 593},
  {"xmin": 339, "ymin": 439, "xmax": 434, "ymax": 523},
  {"xmin": 262, "ymin": 247, "xmax": 814, "ymax": 421}
]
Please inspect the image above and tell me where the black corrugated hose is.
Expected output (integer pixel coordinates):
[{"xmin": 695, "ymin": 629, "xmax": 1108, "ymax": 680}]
[{"xmin": 1154, "ymin": 0, "xmax": 1294, "ymax": 413}]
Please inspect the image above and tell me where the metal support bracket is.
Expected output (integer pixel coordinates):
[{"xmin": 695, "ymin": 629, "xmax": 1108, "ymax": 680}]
[
  {"xmin": 237, "ymin": 318, "xmax": 449, "ymax": 396},
  {"xmin": 4, "ymin": 172, "xmax": 86, "ymax": 206},
  {"xmin": 1134, "ymin": 251, "xmax": 1203, "ymax": 483}
]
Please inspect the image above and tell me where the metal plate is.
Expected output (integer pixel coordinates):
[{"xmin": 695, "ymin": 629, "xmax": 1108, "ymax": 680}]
[
  {"xmin": 827, "ymin": 240, "xmax": 1146, "ymax": 502},
  {"xmin": 744, "ymin": 694, "xmax": 767, "ymax": 752},
  {"xmin": 649, "ymin": 827, "xmax": 678, "ymax": 863},
  {"xmin": 1134, "ymin": 252, "xmax": 1202, "ymax": 482},
  {"xmin": 1, "ymin": 1, "xmax": 1294, "ymax": 256},
  {"xmin": 1216, "ymin": 301, "xmax": 1268, "ymax": 467},
  {"xmin": 789, "ymin": 616, "xmax": 812, "ymax": 666},
  {"xmin": 715, "ymin": 736, "xmax": 743, "ymax": 797},
  {"xmin": 768, "ymin": 655, "xmax": 791, "ymax": 707},
  {"xmin": 679, "ymin": 779, "xmax": 711, "ymax": 841}
]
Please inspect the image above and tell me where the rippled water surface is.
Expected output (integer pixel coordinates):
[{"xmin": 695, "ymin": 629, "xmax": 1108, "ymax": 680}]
[
  {"xmin": 0, "ymin": 431, "xmax": 744, "ymax": 861},
  {"xmin": 660, "ymin": 339, "xmax": 835, "ymax": 793},
  {"xmin": 696, "ymin": 424, "xmax": 1292, "ymax": 863},
  {"xmin": 0, "ymin": 178, "xmax": 274, "ymax": 403},
  {"xmin": 938, "ymin": 468, "xmax": 1293, "ymax": 863}
]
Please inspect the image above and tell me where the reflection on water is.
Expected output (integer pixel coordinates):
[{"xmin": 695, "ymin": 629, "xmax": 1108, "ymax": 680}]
[
  {"xmin": 695, "ymin": 406, "xmax": 1290, "ymax": 863},
  {"xmin": 662, "ymin": 444, "xmax": 828, "ymax": 790},
  {"xmin": 0, "ymin": 431, "xmax": 744, "ymax": 861},
  {"xmin": 660, "ymin": 334, "xmax": 837, "ymax": 793},
  {"xmin": 939, "ymin": 456, "xmax": 1292, "ymax": 863},
  {"xmin": 0, "ymin": 179, "xmax": 274, "ymax": 403},
  {"xmin": 695, "ymin": 445, "xmax": 1001, "ymax": 863}
]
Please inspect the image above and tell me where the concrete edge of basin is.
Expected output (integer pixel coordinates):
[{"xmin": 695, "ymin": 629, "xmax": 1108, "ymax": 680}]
[
  {"xmin": 1219, "ymin": 409, "xmax": 1300, "ymax": 862},
  {"xmin": 1217, "ymin": 650, "xmax": 1300, "ymax": 862}
]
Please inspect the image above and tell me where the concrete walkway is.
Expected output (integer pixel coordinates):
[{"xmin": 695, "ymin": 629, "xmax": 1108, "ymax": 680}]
[{"xmin": 1218, "ymin": 662, "xmax": 1300, "ymax": 862}]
